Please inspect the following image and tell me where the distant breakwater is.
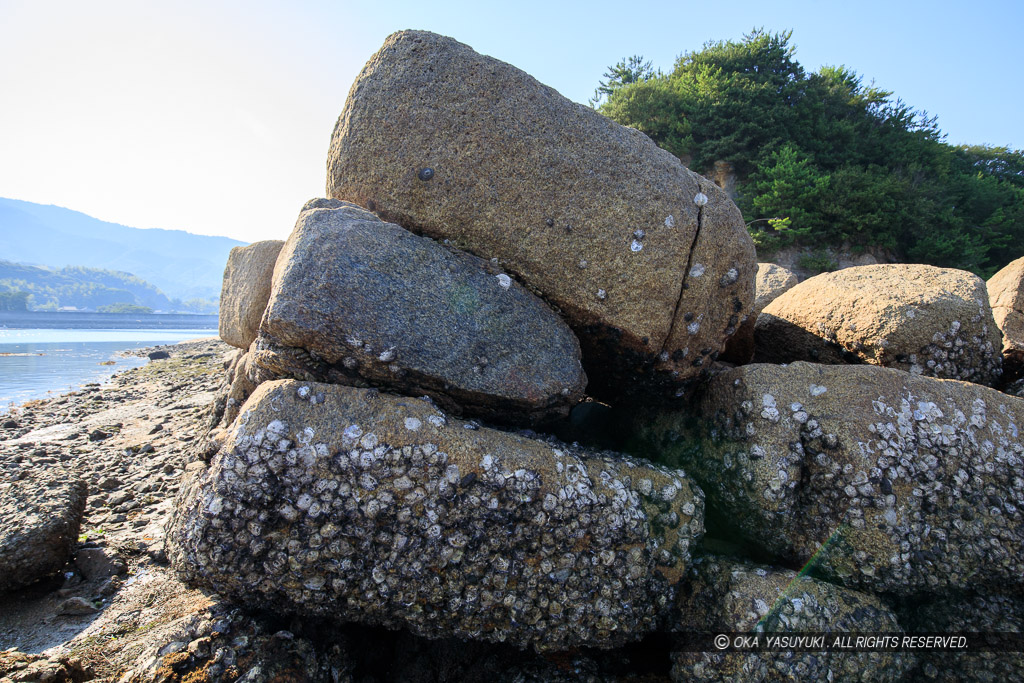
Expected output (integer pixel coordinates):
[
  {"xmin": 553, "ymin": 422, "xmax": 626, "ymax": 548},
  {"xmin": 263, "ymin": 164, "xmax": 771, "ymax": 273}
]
[{"xmin": 0, "ymin": 311, "xmax": 218, "ymax": 330}]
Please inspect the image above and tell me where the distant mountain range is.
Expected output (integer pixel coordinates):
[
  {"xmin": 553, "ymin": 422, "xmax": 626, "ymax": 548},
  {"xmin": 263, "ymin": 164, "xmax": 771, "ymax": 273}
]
[{"xmin": 0, "ymin": 197, "xmax": 246, "ymax": 302}]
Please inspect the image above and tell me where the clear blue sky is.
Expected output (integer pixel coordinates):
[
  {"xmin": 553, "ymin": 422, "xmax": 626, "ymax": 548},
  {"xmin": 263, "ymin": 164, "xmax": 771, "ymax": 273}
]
[{"xmin": 1, "ymin": 0, "xmax": 1020, "ymax": 243}]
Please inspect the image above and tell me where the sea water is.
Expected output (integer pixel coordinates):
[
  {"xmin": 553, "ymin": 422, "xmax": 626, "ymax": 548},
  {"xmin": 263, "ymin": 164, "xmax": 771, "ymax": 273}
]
[{"xmin": 0, "ymin": 328, "xmax": 216, "ymax": 411}]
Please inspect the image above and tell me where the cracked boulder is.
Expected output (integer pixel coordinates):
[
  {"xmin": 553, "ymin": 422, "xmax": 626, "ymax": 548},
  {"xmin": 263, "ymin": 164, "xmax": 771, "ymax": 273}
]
[
  {"xmin": 326, "ymin": 30, "xmax": 755, "ymax": 402},
  {"xmin": 988, "ymin": 255, "xmax": 1024, "ymax": 386},
  {"xmin": 1, "ymin": 469, "xmax": 88, "ymax": 592},
  {"xmin": 671, "ymin": 557, "xmax": 915, "ymax": 682},
  {"xmin": 218, "ymin": 240, "xmax": 285, "ymax": 350},
  {"xmin": 623, "ymin": 362, "xmax": 1024, "ymax": 597},
  {"xmin": 721, "ymin": 262, "xmax": 799, "ymax": 364},
  {"xmin": 755, "ymin": 264, "xmax": 1003, "ymax": 386},
  {"xmin": 167, "ymin": 379, "xmax": 704, "ymax": 651},
  {"xmin": 252, "ymin": 199, "xmax": 586, "ymax": 426}
]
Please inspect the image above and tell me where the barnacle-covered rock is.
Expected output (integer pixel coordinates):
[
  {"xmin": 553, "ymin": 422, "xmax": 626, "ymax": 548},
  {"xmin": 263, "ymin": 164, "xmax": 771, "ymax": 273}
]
[
  {"xmin": 988, "ymin": 255, "xmax": 1024, "ymax": 386},
  {"xmin": 900, "ymin": 592, "xmax": 1024, "ymax": 682},
  {"xmin": 755, "ymin": 264, "xmax": 1003, "ymax": 386},
  {"xmin": 218, "ymin": 240, "xmax": 284, "ymax": 350},
  {"xmin": 252, "ymin": 199, "xmax": 586, "ymax": 426},
  {"xmin": 326, "ymin": 31, "xmax": 755, "ymax": 402},
  {"xmin": 0, "ymin": 469, "xmax": 87, "ymax": 592},
  {"xmin": 671, "ymin": 557, "xmax": 915, "ymax": 682},
  {"xmin": 167, "ymin": 379, "xmax": 704, "ymax": 651},
  {"xmin": 624, "ymin": 362, "xmax": 1024, "ymax": 597},
  {"xmin": 721, "ymin": 263, "xmax": 799, "ymax": 364}
]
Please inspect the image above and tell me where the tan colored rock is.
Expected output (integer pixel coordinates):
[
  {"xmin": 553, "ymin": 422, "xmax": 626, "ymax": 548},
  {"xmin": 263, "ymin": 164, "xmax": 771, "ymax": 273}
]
[
  {"xmin": 253, "ymin": 199, "xmax": 586, "ymax": 425},
  {"xmin": 168, "ymin": 379, "xmax": 703, "ymax": 651},
  {"xmin": 755, "ymin": 264, "xmax": 1003, "ymax": 386},
  {"xmin": 625, "ymin": 362, "xmax": 1024, "ymax": 597},
  {"xmin": 988, "ymin": 255, "xmax": 1024, "ymax": 385},
  {"xmin": 218, "ymin": 240, "xmax": 284, "ymax": 350},
  {"xmin": 671, "ymin": 557, "xmax": 914, "ymax": 682},
  {"xmin": 721, "ymin": 263, "xmax": 799, "ymax": 363},
  {"xmin": 326, "ymin": 30, "xmax": 755, "ymax": 401}
]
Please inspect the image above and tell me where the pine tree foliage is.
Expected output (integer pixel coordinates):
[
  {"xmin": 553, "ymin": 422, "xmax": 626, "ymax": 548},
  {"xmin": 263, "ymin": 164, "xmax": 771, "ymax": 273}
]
[{"xmin": 596, "ymin": 30, "xmax": 1023, "ymax": 276}]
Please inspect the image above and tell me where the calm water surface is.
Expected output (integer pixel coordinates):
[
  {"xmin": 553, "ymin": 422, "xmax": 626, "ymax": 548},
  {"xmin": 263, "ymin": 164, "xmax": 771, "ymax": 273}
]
[{"xmin": 0, "ymin": 328, "xmax": 216, "ymax": 411}]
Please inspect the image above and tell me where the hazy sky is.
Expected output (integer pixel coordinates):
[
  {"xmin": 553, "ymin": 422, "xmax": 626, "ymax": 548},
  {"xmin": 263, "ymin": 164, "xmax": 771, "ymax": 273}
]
[{"xmin": 1, "ymin": 0, "xmax": 1021, "ymax": 244}]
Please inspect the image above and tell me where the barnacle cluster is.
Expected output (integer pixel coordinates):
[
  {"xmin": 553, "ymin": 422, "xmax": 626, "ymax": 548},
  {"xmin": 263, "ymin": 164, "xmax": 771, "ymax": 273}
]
[
  {"xmin": 170, "ymin": 380, "xmax": 704, "ymax": 651},
  {"xmin": 903, "ymin": 317, "xmax": 1002, "ymax": 386},
  {"xmin": 671, "ymin": 557, "xmax": 917, "ymax": 682},
  {"xmin": 644, "ymin": 362, "xmax": 1024, "ymax": 597}
]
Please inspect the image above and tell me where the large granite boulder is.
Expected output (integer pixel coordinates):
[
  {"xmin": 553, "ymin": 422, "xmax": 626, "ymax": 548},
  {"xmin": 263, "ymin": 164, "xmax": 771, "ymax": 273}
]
[
  {"xmin": 988, "ymin": 255, "xmax": 1024, "ymax": 385},
  {"xmin": 721, "ymin": 263, "xmax": 799, "ymax": 364},
  {"xmin": 253, "ymin": 199, "xmax": 586, "ymax": 426},
  {"xmin": 755, "ymin": 264, "xmax": 1003, "ymax": 386},
  {"xmin": 218, "ymin": 240, "xmax": 284, "ymax": 350},
  {"xmin": 671, "ymin": 557, "xmax": 914, "ymax": 682},
  {"xmin": 168, "ymin": 380, "xmax": 704, "ymax": 652},
  {"xmin": 326, "ymin": 31, "xmax": 755, "ymax": 401},
  {"xmin": 624, "ymin": 362, "xmax": 1024, "ymax": 597},
  {"xmin": 1, "ymin": 470, "xmax": 88, "ymax": 592}
]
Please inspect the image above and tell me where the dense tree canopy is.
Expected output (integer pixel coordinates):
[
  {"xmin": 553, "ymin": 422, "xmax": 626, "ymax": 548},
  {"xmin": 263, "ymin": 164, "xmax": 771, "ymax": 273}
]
[{"xmin": 595, "ymin": 30, "xmax": 1023, "ymax": 276}]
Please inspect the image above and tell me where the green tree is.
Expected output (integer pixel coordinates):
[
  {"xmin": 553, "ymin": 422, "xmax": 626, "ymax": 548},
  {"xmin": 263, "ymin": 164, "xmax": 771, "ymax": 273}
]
[
  {"xmin": 745, "ymin": 144, "xmax": 829, "ymax": 249},
  {"xmin": 590, "ymin": 55, "xmax": 656, "ymax": 106},
  {"xmin": 0, "ymin": 290, "xmax": 30, "ymax": 311},
  {"xmin": 97, "ymin": 303, "xmax": 154, "ymax": 314},
  {"xmin": 595, "ymin": 29, "xmax": 1024, "ymax": 275}
]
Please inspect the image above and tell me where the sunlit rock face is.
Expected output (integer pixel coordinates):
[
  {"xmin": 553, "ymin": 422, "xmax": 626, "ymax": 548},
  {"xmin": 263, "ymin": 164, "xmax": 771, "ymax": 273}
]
[
  {"xmin": 168, "ymin": 380, "xmax": 705, "ymax": 652},
  {"xmin": 218, "ymin": 240, "xmax": 284, "ymax": 351},
  {"xmin": 988, "ymin": 255, "xmax": 1024, "ymax": 386},
  {"xmin": 755, "ymin": 264, "xmax": 1003, "ymax": 387},
  {"xmin": 326, "ymin": 30, "xmax": 755, "ymax": 403}
]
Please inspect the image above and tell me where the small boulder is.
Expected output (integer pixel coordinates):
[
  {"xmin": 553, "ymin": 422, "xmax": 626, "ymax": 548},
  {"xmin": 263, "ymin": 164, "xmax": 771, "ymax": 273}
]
[
  {"xmin": 0, "ymin": 470, "xmax": 88, "ymax": 592},
  {"xmin": 57, "ymin": 596, "xmax": 100, "ymax": 616},
  {"xmin": 253, "ymin": 199, "xmax": 586, "ymax": 425},
  {"xmin": 147, "ymin": 350, "xmax": 171, "ymax": 361},
  {"xmin": 671, "ymin": 557, "xmax": 915, "ymax": 682},
  {"xmin": 721, "ymin": 262, "xmax": 799, "ymax": 363},
  {"xmin": 218, "ymin": 240, "xmax": 285, "ymax": 350},
  {"xmin": 988, "ymin": 255, "xmax": 1024, "ymax": 385},
  {"xmin": 755, "ymin": 264, "xmax": 1003, "ymax": 386},
  {"xmin": 326, "ymin": 30, "xmax": 755, "ymax": 401},
  {"xmin": 168, "ymin": 379, "xmax": 704, "ymax": 651},
  {"xmin": 625, "ymin": 362, "xmax": 1024, "ymax": 597},
  {"xmin": 74, "ymin": 547, "xmax": 126, "ymax": 581}
]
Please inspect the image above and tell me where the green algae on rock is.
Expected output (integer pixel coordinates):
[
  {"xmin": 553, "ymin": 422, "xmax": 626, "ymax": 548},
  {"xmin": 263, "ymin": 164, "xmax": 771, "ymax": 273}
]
[
  {"xmin": 168, "ymin": 379, "xmax": 704, "ymax": 652},
  {"xmin": 625, "ymin": 362, "xmax": 1024, "ymax": 597}
]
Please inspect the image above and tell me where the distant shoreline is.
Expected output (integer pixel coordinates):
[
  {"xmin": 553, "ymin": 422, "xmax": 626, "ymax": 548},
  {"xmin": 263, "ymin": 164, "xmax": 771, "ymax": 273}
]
[{"xmin": 0, "ymin": 311, "xmax": 218, "ymax": 330}]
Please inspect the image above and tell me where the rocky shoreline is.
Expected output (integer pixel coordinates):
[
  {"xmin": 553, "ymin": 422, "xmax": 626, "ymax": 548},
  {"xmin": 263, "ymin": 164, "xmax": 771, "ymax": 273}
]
[
  {"xmin": 0, "ymin": 340, "xmax": 673, "ymax": 682},
  {"xmin": 4, "ymin": 29, "xmax": 1024, "ymax": 683}
]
